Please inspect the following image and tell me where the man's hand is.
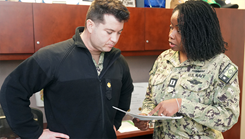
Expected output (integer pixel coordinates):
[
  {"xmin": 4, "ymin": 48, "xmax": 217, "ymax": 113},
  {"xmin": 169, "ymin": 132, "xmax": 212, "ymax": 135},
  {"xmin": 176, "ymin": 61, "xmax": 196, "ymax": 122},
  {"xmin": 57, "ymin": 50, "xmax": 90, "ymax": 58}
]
[
  {"xmin": 148, "ymin": 98, "xmax": 181, "ymax": 117},
  {"xmin": 132, "ymin": 113, "xmax": 149, "ymax": 131},
  {"xmin": 38, "ymin": 129, "xmax": 70, "ymax": 139}
]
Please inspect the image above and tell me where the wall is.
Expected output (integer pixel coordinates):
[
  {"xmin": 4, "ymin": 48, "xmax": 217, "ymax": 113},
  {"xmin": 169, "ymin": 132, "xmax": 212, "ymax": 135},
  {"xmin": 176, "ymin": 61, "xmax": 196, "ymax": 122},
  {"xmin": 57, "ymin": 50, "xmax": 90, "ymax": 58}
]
[
  {"xmin": 233, "ymin": 0, "xmax": 245, "ymax": 9},
  {"xmin": 241, "ymin": 43, "xmax": 245, "ymax": 139},
  {"xmin": 0, "ymin": 55, "xmax": 158, "ymax": 123}
]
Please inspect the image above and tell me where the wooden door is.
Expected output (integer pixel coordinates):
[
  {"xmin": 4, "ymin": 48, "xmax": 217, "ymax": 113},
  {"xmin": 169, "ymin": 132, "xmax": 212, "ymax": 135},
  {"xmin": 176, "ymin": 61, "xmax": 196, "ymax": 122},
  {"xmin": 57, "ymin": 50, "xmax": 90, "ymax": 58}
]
[
  {"xmin": 0, "ymin": 2, "xmax": 34, "ymax": 54},
  {"xmin": 33, "ymin": 3, "xmax": 88, "ymax": 51},
  {"xmin": 144, "ymin": 8, "xmax": 172, "ymax": 51},
  {"xmin": 115, "ymin": 7, "xmax": 145, "ymax": 51}
]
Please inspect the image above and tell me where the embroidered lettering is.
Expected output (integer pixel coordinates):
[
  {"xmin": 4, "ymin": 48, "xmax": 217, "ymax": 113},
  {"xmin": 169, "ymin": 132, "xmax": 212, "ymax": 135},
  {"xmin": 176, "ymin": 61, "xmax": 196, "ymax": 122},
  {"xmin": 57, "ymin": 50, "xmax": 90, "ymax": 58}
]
[{"xmin": 188, "ymin": 73, "xmax": 205, "ymax": 78}]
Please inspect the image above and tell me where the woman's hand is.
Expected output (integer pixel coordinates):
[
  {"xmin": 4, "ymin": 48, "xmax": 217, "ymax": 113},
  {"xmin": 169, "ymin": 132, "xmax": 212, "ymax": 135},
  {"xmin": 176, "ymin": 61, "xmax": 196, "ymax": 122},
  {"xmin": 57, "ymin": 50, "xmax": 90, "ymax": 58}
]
[
  {"xmin": 39, "ymin": 129, "xmax": 70, "ymax": 139},
  {"xmin": 132, "ymin": 113, "xmax": 149, "ymax": 131},
  {"xmin": 148, "ymin": 98, "xmax": 181, "ymax": 117}
]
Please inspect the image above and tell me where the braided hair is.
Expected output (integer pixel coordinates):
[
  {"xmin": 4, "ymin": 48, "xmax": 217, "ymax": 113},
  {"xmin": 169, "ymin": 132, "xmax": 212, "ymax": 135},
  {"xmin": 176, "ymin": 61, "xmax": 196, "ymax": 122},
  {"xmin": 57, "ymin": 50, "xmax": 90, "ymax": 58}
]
[{"xmin": 173, "ymin": 0, "xmax": 227, "ymax": 61}]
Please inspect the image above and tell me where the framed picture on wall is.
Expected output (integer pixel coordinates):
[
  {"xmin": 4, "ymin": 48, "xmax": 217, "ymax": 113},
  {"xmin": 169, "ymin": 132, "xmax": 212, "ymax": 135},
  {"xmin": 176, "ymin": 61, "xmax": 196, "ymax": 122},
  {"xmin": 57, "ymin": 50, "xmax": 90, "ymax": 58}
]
[
  {"xmin": 79, "ymin": 0, "xmax": 93, "ymax": 5},
  {"xmin": 120, "ymin": 0, "xmax": 136, "ymax": 7},
  {"xmin": 79, "ymin": 0, "xmax": 136, "ymax": 7}
]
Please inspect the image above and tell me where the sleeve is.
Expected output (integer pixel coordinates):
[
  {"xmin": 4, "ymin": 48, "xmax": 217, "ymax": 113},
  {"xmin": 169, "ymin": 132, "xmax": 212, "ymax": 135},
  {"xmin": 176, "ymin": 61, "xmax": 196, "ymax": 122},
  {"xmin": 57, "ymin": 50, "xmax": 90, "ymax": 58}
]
[
  {"xmin": 0, "ymin": 56, "xmax": 54, "ymax": 138},
  {"xmin": 114, "ymin": 56, "xmax": 134, "ymax": 130},
  {"xmin": 178, "ymin": 63, "xmax": 240, "ymax": 132},
  {"xmin": 141, "ymin": 57, "xmax": 159, "ymax": 114},
  {"xmin": 141, "ymin": 83, "xmax": 155, "ymax": 115}
]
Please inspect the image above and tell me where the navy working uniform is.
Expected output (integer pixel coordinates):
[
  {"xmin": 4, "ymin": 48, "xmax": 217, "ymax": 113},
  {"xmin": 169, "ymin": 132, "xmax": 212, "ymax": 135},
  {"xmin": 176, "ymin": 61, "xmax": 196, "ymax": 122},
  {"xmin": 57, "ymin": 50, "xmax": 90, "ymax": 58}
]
[{"xmin": 141, "ymin": 49, "xmax": 240, "ymax": 139}]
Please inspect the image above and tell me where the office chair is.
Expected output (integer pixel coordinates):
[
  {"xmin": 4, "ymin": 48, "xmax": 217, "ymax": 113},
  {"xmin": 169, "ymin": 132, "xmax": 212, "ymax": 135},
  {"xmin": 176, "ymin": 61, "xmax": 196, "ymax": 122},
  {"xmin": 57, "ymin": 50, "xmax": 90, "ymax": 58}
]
[
  {"xmin": 0, "ymin": 107, "xmax": 43, "ymax": 138},
  {"xmin": 31, "ymin": 107, "xmax": 43, "ymax": 129}
]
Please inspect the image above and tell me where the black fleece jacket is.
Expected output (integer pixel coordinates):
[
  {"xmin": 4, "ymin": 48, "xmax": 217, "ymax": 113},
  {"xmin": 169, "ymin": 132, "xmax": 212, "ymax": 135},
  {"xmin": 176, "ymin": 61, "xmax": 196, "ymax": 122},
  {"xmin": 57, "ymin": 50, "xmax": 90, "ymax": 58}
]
[{"xmin": 0, "ymin": 27, "xmax": 134, "ymax": 139}]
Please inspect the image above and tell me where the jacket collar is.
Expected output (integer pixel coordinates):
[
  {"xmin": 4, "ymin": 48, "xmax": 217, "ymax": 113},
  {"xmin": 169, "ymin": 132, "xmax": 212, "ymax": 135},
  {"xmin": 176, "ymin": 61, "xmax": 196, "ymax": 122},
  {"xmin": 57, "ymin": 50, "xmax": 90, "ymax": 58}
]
[{"xmin": 73, "ymin": 26, "xmax": 87, "ymax": 49}]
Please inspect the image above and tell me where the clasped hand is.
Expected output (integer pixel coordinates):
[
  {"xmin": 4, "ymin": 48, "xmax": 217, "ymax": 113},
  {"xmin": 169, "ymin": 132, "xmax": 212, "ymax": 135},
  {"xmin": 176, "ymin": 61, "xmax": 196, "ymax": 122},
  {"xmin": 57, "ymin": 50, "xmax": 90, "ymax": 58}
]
[{"xmin": 133, "ymin": 98, "xmax": 180, "ymax": 131}]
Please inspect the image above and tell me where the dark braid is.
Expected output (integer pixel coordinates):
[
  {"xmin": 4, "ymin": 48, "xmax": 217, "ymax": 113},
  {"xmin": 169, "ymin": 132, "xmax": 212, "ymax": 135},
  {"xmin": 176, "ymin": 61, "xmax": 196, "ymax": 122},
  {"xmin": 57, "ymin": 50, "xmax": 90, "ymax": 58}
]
[{"xmin": 173, "ymin": 0, "xmax": 227, "ymax": 61}]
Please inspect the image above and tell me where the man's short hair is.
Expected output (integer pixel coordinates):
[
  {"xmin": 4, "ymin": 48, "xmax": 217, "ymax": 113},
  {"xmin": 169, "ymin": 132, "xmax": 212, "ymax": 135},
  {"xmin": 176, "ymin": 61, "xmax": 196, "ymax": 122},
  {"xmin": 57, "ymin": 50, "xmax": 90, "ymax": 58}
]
[{"xmin": 85, "ymin": 0, "xmax": 130, "ymax": 27}]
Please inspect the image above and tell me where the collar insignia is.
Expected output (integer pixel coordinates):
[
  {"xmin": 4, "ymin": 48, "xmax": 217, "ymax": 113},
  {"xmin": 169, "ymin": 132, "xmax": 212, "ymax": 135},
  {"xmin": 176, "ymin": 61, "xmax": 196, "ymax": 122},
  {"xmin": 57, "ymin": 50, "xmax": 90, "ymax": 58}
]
[{"xmin": 107, "ymin": 82, "xmax": 111, "ymax": 88}]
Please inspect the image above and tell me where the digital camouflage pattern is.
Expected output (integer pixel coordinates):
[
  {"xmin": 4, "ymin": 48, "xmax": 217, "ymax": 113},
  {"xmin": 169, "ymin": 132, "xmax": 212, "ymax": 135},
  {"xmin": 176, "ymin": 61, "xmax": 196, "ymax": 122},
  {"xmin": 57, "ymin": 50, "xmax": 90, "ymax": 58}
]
[
  {"xmin": 92, "ymin": 52, "xmax": 104, "ymax": 75},
  {"xmin": 141, "ymin": 49, "xmax": 240, "ymax": 139}
]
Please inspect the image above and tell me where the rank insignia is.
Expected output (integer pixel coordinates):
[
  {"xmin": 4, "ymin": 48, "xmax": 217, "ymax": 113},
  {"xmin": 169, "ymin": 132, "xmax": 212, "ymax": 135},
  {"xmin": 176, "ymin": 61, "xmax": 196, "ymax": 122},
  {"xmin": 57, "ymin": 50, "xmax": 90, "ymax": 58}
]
[
  {"xmin": 219, "ymin": 63, "xmax": 238, "ymax": 84},
  {"xmin": 107, "ymin": 82, "xmax": 111, "ymax": 88},
  {"xmin": 106, "ymin": 79, "xmax": 112, "ymax": 91},
  {"xmin": 168, "ymin": 78, "xmax": 178, "ymax": 87}
]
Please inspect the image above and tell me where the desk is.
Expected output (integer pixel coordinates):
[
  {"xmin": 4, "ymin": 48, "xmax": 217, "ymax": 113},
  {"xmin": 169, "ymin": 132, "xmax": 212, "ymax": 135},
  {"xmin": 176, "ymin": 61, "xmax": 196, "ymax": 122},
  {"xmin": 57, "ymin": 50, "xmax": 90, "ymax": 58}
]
[
  {"xmin": 116, "ymin": 128, "xmax": 154, "ymax": 139},
  {"xmin": 44, "ymin": 123, "xmax": 154, "ymax": 138}
]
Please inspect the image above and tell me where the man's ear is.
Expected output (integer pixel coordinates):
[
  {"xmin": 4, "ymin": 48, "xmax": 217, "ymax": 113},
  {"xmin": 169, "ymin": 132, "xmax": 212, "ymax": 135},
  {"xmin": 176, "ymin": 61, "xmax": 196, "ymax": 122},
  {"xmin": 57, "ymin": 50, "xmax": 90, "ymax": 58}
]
[{"xmin": 86, "ymin": 19, "xmax": 94, "ymax": 33}]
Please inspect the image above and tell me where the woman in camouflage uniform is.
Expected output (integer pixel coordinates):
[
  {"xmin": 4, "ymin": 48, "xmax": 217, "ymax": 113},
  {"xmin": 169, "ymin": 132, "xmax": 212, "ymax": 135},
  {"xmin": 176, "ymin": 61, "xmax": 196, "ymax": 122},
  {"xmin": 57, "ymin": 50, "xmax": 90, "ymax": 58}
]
[{"xmin": 133, "ymin": 1, "xmax": 240, "ymax": 138}]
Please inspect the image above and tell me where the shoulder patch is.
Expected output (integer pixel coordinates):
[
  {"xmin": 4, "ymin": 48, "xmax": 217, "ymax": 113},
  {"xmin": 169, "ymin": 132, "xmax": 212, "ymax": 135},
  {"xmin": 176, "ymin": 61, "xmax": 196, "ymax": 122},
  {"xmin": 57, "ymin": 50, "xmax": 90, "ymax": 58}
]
[{"xmin": 219, "ymin": 63, "xmax": 238, "ymax": 84}]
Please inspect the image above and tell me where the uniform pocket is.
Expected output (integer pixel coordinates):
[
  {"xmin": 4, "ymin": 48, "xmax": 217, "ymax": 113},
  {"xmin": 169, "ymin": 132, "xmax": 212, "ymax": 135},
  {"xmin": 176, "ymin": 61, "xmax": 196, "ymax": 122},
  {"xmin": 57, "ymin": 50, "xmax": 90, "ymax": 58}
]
[
  {"xmin": 150, "ymin": 68, "xmax": 170, "ymax": 86},
  {"xmin": 180, "ymin": 72, "xmax": 213, "ymax": 92}
]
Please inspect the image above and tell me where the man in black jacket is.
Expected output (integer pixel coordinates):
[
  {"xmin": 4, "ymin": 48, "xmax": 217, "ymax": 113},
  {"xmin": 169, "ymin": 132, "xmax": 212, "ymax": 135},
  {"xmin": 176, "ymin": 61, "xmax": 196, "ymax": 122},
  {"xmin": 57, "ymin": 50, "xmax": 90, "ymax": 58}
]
[{"xmin": 0, "ymin": 0, "xmax": 134, "ymax": 138}]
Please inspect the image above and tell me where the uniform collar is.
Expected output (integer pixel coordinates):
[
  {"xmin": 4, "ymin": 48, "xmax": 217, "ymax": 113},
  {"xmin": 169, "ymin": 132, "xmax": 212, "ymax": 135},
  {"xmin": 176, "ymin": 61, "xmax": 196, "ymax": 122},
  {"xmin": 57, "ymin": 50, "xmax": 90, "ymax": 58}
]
[{"xmin": 168, "ymin": 50, "xmax": 205, "ymax": 67}]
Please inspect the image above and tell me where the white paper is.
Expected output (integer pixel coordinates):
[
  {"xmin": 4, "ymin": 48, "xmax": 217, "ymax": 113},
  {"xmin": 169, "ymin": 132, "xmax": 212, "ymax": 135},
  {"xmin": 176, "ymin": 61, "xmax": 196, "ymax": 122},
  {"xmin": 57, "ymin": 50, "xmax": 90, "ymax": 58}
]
[
  {"xmin": 113, "ymin": 106, "xmax": 182, "ymax": 121},
  {"xmin": 129, "ymin": 82, "xmax": 148, "ymax": 114},
  {"xmin": 118, "ymin": 120, "xmax": 139, "ymax": 133},
  {"xmin": 35, "ymin": 91, "xmax": 44, "ymax": 107}
]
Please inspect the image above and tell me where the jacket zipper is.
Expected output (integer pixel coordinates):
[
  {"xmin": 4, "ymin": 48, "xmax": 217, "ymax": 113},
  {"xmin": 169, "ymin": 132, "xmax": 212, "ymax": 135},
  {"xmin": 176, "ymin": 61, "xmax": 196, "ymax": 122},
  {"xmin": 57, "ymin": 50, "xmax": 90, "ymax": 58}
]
[
  {"xmin": 84, "ymin": 49, "xmax": 106, "ymax": 134},
  {"xmin": 99, "ymin": 79, "xmax": 104, "ymax": 134},
  {"xmin": 98, "ymin": 52, "xmax": 120, "ymax": 135}
]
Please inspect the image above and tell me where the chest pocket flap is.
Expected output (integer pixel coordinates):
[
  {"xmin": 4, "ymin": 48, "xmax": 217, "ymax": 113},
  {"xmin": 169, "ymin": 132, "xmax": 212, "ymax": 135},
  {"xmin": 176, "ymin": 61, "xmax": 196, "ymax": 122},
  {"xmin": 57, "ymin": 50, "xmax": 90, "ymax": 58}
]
[
  {"xmin": 150, "ymin": 68, "xmax": 170, "ymax": 86},
  {"xmin": 180, "ymin": 72, "xmax": 213, "ymax": 92}
]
